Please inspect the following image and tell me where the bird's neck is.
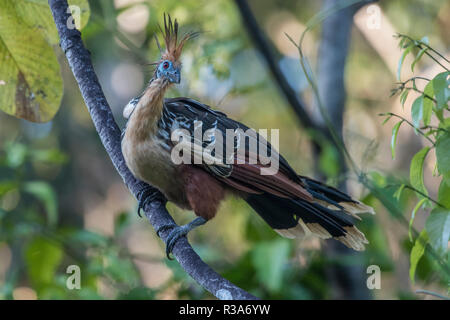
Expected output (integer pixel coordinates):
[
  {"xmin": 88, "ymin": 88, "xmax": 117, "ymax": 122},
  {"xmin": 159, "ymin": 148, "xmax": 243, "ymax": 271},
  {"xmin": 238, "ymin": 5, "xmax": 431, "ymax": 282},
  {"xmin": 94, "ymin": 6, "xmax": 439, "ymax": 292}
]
[{"xmin": 127, "ymin": 78, "xmax": 170, "ymax": 141}]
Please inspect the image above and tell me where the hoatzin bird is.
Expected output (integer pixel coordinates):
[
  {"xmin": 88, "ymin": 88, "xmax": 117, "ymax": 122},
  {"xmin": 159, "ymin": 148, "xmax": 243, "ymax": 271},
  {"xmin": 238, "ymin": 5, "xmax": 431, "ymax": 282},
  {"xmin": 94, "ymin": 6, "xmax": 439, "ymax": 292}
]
[{"xmin": 122, "ymin": 15, "xmax": 375, "ymax": 258}]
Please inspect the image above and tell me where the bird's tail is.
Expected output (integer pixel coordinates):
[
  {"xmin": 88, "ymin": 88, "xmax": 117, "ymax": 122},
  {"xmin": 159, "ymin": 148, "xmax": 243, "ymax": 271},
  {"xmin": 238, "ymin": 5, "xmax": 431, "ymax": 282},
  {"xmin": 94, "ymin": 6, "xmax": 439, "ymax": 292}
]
[{"xmin": 245, "ymin": 176, "xmax": 374, "ymax": 251}]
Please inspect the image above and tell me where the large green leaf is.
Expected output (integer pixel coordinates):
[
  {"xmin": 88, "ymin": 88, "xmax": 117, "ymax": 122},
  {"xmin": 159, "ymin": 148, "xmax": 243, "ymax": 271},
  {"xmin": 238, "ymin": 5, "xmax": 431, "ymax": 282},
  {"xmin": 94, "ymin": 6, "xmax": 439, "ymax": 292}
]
[
  {"xmin": 409, "ymin": 229, "xmax": 428, "ymax": 284},
  {"xmin": 14, "ymin": 0, "xmax": 90, "ymax": 45},
  {"xmin": 436, "ymin": 133, "xmax": 450, "ymax": 184},
  {"xmin": 410, "ymin": 147, "xmax": 430, "ymax": 196},
  {"xmin": 426, "ymin": 208, "xmax": 450, "ymax": 255},
  {"xmin": 438, "ymin": 180, "xmax": 450, "ymax": 209},
  {"xmin": 432, "ymin": 71, "xmax": 450, "ymax": 111},
  {"xmin": 0, "ymin": 0, "xmax": 62, "ymax": 122}
]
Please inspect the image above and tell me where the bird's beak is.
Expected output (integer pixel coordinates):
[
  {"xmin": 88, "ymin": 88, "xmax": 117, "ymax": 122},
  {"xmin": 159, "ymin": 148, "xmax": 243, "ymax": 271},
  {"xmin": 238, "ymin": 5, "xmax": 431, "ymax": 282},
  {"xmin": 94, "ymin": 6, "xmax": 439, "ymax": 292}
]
[{"xmin": 168, "ymin": 67, "xmax": 181, "ymax": 84}]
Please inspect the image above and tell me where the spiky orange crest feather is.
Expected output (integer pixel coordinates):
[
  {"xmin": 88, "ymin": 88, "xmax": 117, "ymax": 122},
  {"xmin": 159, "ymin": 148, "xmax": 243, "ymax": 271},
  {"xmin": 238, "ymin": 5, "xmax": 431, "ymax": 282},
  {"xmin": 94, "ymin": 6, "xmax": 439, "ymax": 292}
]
[{"xmin": 159, "ymin": 14, "xmax": 196, "ymax": 63}]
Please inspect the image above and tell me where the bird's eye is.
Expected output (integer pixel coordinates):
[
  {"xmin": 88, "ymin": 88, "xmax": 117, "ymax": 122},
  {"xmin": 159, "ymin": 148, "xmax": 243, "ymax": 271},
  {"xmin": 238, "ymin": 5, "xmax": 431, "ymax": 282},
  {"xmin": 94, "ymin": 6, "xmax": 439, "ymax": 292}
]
[{"xmin": 163, "ymin": 61, "xmax": 170, "ymax": 69}]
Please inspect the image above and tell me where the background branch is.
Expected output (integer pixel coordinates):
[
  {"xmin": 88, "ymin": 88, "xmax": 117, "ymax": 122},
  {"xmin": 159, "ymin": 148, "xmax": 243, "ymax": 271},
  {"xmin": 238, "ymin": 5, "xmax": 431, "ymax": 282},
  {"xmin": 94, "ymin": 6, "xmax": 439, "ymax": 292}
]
[
  {"xmin": 315, "ymin": 0, "xmax": 371, "ymax": 300},
  {"xmin": 234, "ymin": 0, "xmax": 321, "ymax": 134},
  {"xmin": 48, "ymin": 0, "xmax": 257, "ymax": 300}
]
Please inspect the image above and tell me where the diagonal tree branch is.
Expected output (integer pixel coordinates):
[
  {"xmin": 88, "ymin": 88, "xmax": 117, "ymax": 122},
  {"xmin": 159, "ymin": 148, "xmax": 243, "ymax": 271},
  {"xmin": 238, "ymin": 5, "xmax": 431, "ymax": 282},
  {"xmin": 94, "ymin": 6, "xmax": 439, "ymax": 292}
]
[{"xmin": 48, "ymin": 0, "xmax": 257, "ymax": 300}]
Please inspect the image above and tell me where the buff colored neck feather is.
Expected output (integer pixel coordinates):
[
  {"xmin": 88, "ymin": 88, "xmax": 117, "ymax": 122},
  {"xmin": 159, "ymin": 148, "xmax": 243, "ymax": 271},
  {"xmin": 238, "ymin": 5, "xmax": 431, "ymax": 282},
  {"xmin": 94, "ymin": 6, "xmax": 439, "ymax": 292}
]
[{"xmin": 127, "ymin": 78, "xmax": 170, "ymax": 141}]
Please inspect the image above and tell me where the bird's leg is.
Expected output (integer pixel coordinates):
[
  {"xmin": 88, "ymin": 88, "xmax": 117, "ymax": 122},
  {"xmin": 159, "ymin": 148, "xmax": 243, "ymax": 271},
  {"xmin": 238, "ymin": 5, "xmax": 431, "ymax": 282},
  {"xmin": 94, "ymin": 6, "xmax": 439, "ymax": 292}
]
[
  {"xmin": 156, "ymin": 216, "xmax": 207, "ymax": 259},
  {"xmin": 136, "ymin": 186, "xmax": 166, "ymax": 217}
]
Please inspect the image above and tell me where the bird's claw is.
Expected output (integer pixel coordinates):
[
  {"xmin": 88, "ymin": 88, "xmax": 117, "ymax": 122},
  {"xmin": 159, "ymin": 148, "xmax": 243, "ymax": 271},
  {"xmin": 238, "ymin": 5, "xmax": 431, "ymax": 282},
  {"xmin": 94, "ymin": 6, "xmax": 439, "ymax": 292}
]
[
  {"xmin": 136, "ymin": 187, "xmax": 166, "ymax": 218},
  {"xmin": 164, "ymin": 225, "xmax": 189, "ymax": 260},
  {"xmin": 155, "ymin": 224, "xmax": 175, "ymax": 238},
  {"xmin": 156, "ymin": 217, "xmax": 207, "ymax": 260}
]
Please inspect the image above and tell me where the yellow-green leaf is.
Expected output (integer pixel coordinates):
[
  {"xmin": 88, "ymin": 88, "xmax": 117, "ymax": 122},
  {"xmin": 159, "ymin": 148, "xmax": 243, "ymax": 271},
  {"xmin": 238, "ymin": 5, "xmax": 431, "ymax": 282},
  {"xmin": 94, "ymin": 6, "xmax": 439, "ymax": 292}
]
[
  {"xmin": 409, "ymin": 198, "xmax": 426, "ymax": 242},
  {"xmin": 14, "ymin": 0, "xmax": 90, "ymax": 45},
  {"xmin": 0, "ymin": 0, "xmax": 62, "ymax": 122},
  {"xmin": 391, "ymin": 121, "xmax": 403, "ymax": 159},
  {"xmin": 410, "ymin": 147, "xmax": 430, "ymax": 196},
  {"xmin": 409, "ymin": 229, "xmax": 428, "ymax": 284},
  {"xmin": 438, "ymin": 180, "xmax": 450, "ymax": 209},
  {"xmin": 423, "ymin": 81, "xmax": 434, "ymax": 126}
]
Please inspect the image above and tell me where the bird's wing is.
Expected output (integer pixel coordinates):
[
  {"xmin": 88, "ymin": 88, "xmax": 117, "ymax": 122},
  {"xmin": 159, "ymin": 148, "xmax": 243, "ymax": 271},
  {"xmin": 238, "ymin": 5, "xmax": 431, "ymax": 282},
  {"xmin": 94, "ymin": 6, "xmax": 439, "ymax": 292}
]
[{"xmin": 159, "ymin": 97, "xmax": 312, "ymax": 201}]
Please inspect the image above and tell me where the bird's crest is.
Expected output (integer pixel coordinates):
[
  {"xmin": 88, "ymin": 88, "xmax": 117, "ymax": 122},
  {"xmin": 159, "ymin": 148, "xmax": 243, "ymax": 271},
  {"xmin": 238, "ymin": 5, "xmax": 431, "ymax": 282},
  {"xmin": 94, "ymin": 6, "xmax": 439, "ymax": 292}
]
[{"xmin": 157, "ymin": 14, "xmax": 197, "ymax": 63}]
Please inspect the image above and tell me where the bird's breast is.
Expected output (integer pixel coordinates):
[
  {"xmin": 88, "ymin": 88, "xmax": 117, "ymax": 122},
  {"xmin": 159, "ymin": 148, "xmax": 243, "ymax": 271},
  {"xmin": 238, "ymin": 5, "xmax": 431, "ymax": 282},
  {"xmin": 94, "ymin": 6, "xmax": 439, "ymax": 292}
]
[{"xmin": 122, "ymin": 132, "xmax": 188, "ymax": 207}]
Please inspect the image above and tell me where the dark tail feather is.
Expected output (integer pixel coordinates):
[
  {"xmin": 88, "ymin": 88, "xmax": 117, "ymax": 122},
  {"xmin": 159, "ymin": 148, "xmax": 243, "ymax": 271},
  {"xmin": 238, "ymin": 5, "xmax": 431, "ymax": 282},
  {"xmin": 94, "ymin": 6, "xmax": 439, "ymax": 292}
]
[
  {"xmin": 300, "ymin": 176, "xmax": 375, "ymax": 218},
  {"xmin": 246, "ymin": 189, "xmax": 372, "ymax": 251}
]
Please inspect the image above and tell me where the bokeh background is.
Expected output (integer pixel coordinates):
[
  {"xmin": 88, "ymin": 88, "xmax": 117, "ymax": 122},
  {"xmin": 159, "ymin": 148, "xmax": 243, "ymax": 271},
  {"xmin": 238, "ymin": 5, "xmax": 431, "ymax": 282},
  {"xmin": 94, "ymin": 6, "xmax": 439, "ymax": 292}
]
[{"xmin": 0, "ymin": 0, "xmax": 449, "ymax": 300}]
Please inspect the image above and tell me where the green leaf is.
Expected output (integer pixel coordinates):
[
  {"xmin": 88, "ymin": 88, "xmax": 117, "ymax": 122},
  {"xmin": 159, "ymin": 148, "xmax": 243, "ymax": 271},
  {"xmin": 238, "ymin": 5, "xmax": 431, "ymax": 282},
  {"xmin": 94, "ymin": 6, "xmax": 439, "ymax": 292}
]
[
  {"xmin": 393, "ymin": 183, "xmax": 406, "ymax": 200},
  {"xmin": 409, "ymin": 229, "xmax": 428, "ymax": 284},
  {"xmin": 14, "ymin": 0, "xmax": 90, "ymax": 45},
  {"xmin": 23, "ymin": 181, "xmax": 58, "ymax": 226},
  {"xmin": 400, "ymin": 89, "xmax": 410, "ymax": 108},
  {"xmin": 391, "ymin": 121, "xmax": 403, "ymax": 159},
  {"xmin": 382, "ymin": 114, "xmax": 392, "ymax": 125},
  {"xmin": 425, "ymin": 207, "xmax": 450, "ymax": 255},
  {"xmin": 432, "ymin": 72, "xmax": 450, "ymax": 111},
  {"xmin": 409, "ymin": 198, "xmax": 426, "ymax": 242},
  {"xmin": 438, "ymin": 180, "xmax": 450, "ymax": 209},
  {"xmin": 436, "ymin": 133, "xmax": 450, "ymax": 183},
  {"xmin": 423, "ymin": 81, "xmax": 434, "ymax": 126},
  {"xmin": 410, "ymin": 147, "xmax": 430, "ymax": 196},
  {"xmin": 397, "ymin": 44, "xmax": 413, "ymax": 81},
  {"xmin": 0, "ymin": 0, "xmax": 62, "ymax": 122},
  {"xmin": 411, "ymin": 96, "xmax": 424, "ymax": 128},
  {"xmin": 251, "ymin": 239, "xmax": 290, "ymax": 292},
  {"xmin": 25, "ymin": 237, "xmax": 63, "ymax": 290},
  {"xmin": 411, "ymin": 47, "xmax": 427, "ymax": 72}
]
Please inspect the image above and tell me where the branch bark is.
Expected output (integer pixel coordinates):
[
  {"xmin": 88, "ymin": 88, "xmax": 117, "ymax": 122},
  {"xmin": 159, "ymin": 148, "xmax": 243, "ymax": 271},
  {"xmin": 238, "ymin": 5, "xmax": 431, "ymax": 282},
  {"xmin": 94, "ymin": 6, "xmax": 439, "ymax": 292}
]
[{"xmin": 48, "ymin": 0, "xmax": 257, "ymax": 300}]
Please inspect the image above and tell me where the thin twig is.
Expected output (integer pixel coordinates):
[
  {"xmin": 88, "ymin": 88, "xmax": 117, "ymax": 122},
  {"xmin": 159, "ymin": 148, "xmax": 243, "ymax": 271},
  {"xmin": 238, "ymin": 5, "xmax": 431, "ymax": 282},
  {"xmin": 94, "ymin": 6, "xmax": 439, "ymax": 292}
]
[
  {"xmin": 386, "ymin": 183, "xmax": 446, "ymax": 208},
  {"xmin": 379, "ymin": 112, "xmax": 436, "ymax": 146},
  {"xmin": 416, "ymin": 289, "xmax": 450, "ymax": 300}
]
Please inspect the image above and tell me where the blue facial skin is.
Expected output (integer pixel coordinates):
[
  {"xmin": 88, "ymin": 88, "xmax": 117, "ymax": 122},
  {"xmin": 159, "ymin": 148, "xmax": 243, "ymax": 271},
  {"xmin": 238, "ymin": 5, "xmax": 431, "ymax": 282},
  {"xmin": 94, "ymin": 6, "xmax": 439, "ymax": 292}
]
[{"xmin": 157, "ymin": 60, "xmax": 181, "ymax": 84}]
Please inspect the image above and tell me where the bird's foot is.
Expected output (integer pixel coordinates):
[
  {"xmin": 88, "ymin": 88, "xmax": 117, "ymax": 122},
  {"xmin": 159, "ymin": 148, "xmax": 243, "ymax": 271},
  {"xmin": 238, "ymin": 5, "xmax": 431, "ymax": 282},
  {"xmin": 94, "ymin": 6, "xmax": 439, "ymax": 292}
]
[
  {"xmin": 156, "ymin": 217, "xmax": 207, "ymax": 259},
  {"xmin": 136, "ymin": 186, "xmax": 166, "ymax": 217}
]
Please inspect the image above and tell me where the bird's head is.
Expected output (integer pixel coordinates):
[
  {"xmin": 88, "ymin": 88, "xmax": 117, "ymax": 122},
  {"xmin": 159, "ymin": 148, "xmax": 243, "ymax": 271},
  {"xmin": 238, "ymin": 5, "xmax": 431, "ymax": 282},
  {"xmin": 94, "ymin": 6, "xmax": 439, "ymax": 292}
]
[{"xmin": 153, "ymin": 14, "xmax": 197, "ymax": 85}]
